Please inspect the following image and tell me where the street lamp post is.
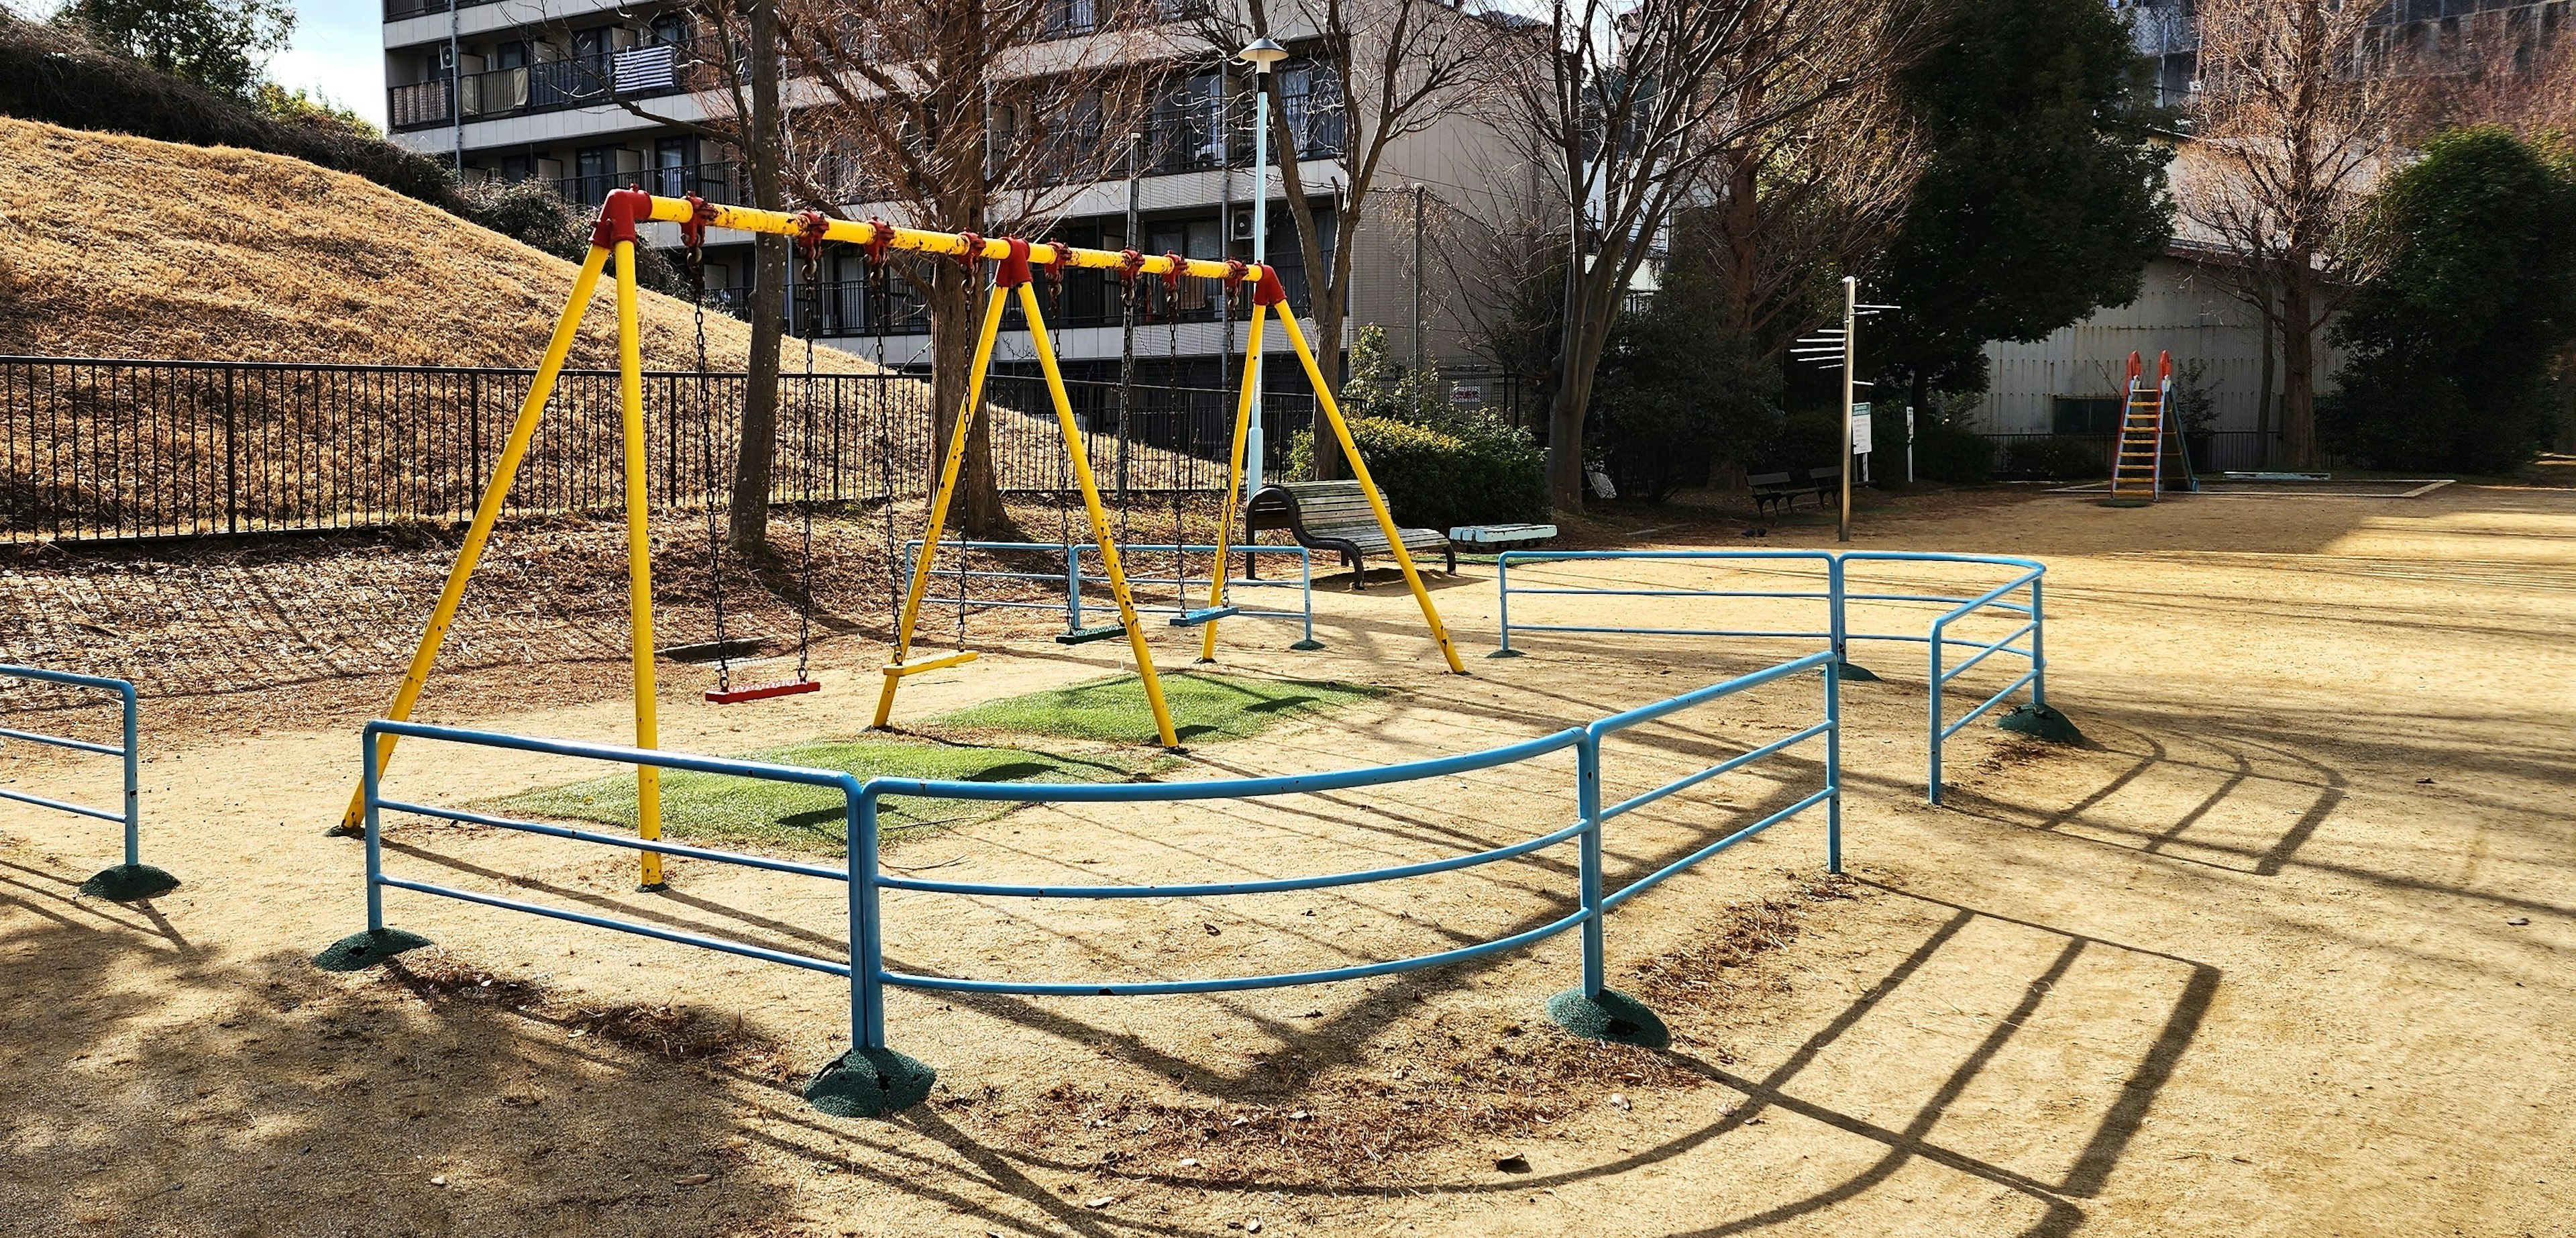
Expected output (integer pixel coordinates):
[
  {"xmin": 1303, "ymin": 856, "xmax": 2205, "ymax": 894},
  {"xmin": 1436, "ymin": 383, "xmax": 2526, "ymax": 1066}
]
[{"xmin": 1236, "ymin": 37, "xmax": 1288, "ymax": 488}]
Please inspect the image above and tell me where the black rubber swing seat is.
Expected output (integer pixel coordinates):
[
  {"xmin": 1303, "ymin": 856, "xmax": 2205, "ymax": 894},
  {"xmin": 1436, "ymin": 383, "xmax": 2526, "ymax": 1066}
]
[
  {"xmin": 1054, "ymin": 624, "xmax": 1128, "ymax": 646},
  {"xmin": 705, "ymin": 679, "xmax": 823, "ymax": 705},
  {"xmin": 1169, "ymin": 606, "xmax": 1240, "ymax": 628}
]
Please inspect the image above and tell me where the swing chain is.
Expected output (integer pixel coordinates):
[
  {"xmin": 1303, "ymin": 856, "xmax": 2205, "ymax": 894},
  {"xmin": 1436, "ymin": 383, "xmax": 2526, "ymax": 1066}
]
[
  {"xmin": 685, "ymin": 195, "xmax": 733, "ymax": 694},
  {"xmin": 794, "ymin": 211, "xmax": 829, "ymax": 686}
]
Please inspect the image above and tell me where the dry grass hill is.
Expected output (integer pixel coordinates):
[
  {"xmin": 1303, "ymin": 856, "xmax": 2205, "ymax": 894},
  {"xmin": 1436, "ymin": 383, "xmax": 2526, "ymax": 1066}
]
[{"xmin": 0, "ymin": 117, "xmax": 868, "ymax": 372}]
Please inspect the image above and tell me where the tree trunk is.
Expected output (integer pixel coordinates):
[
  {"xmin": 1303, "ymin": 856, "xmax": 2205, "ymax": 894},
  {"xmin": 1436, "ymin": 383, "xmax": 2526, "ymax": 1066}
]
[
  {"xmin": 1546, "ymin": 366, "xmax": 1591, "ymax": 510},
  {"xmin": 926, "ymin": 266, "xmax": 1008, "ymax": 535},
  {"xmin": 2255, "ymin": 276, "xmax": 2277, "ymax": 468},
  {"xmin": 1307, "ymin": 297, "xmax": 1347, "ymax": 479},
  {"xmin": 727, "ymin": 0, "xmax": 783, "ymax": 556},
  {"xmin": 2279, "ymin": 262, "xmax": 2319, "ymax": 469}
]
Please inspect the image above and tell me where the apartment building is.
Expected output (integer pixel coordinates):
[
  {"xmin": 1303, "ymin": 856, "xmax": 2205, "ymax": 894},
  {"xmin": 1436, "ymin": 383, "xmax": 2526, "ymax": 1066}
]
[{"xmin": 380, "ymin": 0, "xmax": 1539, "ymax": 401}]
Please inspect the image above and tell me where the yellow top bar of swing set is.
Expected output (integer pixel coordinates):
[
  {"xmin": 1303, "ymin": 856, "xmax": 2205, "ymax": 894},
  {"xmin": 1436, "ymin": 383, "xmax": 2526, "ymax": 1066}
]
[{"xmin": 633, "ymin": 191, "xmax": 1255, "ymax": 284}]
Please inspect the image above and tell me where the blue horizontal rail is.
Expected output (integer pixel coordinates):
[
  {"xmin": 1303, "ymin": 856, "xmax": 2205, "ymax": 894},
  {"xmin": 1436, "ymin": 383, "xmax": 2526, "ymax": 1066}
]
[
  {"xmin": 0, "ymin": 664, "xmax": 152, "ymax": 884},
  {"xmin": 906, "ymin": 539, "xmax": 1318, "ymax": 646}
]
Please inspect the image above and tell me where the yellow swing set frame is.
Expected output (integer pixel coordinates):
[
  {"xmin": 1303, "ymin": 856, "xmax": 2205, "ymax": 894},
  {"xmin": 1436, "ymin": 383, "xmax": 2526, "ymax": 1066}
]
[{"xmin": 335, "ymin": 189, "xmax": 1462, "ymax": 884}]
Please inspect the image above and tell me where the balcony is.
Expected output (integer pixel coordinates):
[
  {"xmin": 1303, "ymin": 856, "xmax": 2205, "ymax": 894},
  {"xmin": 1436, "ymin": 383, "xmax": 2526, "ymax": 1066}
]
[
  {"xmin": 388, "ymin": 46, "xmax": 690, "ymax": 132},
  {"xmin": 555, "ymin": 160, "xmax": 745, "ymax": 208},
  {"xmin": 780, "ymin": 262, "xmax": 1318, "ymax": 339},
  {"xmin": 1035, "ymin": 0, "xmax": 1210, "ymax": 40}
]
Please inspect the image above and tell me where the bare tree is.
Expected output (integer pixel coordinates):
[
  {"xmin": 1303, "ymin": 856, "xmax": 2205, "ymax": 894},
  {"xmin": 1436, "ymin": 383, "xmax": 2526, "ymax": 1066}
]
[
  {"xmin": 2180, "ymin": 0, "xmax": 2412, "ymax": 469},
  {"xmin": 2393, "ymin": 6, "xmax": 2576, "ymax": 140},
  {"xmin": 572, "ymin": 1, "xmax": 795, "ymax": 555},
  {"xmin": 1503, "ymin": 0, "xmax": 1904, "ymax": 510},
  {"xmin": 1695, "ymin": 76, "xmax": 1924, "ymax": 361},
  {"xmin": 1194, "ymin": 0, "xmax": 1503, "ymax": 478},
  {"xmin": 780, "ymin": 0, "xmax": 1150, "ymax": 535}
]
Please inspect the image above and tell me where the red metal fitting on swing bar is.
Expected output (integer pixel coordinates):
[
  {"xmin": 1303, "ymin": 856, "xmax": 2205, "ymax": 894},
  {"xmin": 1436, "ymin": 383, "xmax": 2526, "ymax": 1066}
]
[
  {"xmin": 1159, "ymin": 250, "xmax": 1187, "ymax": 293},
  {"xmin": 994, "ymin": 236, "xmax": 1034, "ymax": 288},
  {"xmin": 1252, "ymin": 262, "xmax": 1289, "ymax": 307},
  {"xmin": 861, "ymin": 216, "xmax": 896, "ymax": 264},
  {"xmin": 793, "ymin": 209, "xmax": 830, "ymax": 261},
  {"xmin": 953, "ymin": 231, "xmax": 987, "ymax": 270},
  {"xmin": 590, "ymin": 186, "xmax": 653, "ymax": 248},
  {"xmin": 1116, "ymin": 248, "xmax": 1146, "ymax": 284},
  {"xmin": 679, "ymin": 193, "xmax": 716, "ymax": 251},
  {"xmin": 1040, "ymin": 241, "xmax": 1073, "ymax": 285}
]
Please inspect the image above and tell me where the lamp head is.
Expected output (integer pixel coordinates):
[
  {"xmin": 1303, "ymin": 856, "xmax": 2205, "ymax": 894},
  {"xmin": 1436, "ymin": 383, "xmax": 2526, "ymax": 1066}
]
[{"xmin": 1235, "ymin": 37, "xmax": 1290, "ymax": 73}]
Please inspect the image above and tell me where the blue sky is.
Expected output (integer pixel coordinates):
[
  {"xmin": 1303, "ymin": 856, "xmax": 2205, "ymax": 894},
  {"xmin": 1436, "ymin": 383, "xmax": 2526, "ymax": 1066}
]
[
  {"xmin": 8, "ymin": 0, "xmax": 386, "ymax": 128},
  {"xmin": 268, "ymin": 1, "xmax": 388, "ymax": 128}
]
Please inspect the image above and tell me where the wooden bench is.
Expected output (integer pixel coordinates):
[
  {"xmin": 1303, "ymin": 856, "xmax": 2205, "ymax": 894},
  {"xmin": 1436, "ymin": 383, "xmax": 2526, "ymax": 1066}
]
[
  {"xmin": 1748, "ymin": 472, "xmax": 1803, "ymax": 518},
  {"xmin": 1803, "ymin": 465, "xmax": 1843, "ymax": 506},
  {"xmin": 1245, "ymin": 480, "xmax": 1456, "ymax": 591}
]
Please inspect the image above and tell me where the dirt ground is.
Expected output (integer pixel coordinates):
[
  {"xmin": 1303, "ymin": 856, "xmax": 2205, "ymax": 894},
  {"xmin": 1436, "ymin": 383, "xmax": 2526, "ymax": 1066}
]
[{"xmin": 1, "ymin": 482, "xmax": 2570, "ymax": 1237}]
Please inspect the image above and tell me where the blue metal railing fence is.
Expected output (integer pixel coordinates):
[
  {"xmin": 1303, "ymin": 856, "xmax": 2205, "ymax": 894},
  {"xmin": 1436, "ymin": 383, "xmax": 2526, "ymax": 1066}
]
[
  {"xmin": 0, "ymin": 664, "xmax": 176, "ymax": 897},
  {"xmin": 1493, "ymin": 550, "xmax": 2049, "ymax": 803},
  {"xmin": 904, "ymin": 539, "xmax": 1318, "ymax": 646},
  {"xmin": 344, "ymin": 648, "xmax": 1841, "ymax": 1113}
]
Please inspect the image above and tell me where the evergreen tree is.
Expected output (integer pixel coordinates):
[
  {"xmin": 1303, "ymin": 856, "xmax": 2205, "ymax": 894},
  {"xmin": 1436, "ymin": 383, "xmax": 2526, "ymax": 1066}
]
[
  {"xmin": 1876, "ymin": 0, "xmax": 2174, "ymax": 410},
  {"xmin": 2324, "ymin": 127, "xmax": 2576, "ymax": 472},
  {"xmin": 56, "ymin": 0, "xmax": 293, "ymax": 101}
]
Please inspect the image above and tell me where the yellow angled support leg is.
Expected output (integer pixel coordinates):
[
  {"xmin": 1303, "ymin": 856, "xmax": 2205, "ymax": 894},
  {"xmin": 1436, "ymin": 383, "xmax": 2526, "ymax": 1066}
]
[
  {"xmin": 1018, "ymin": 280, "xmax": 1180, "ymax": 747},
  {"xmin": 1277, "ymin": 311, "xmax": 1466, "ymax": 674},
  {"xmin": 332, "ymin": 245, "xmax": 611, "ymax": 836},
  {"xmin": 612, "ymin": 240, "xmax": 666, "ymax": 890},
  {"xmin": 1199, "ymin": 300, "xmax": 1269, "ymax": 664},
  {"xmin": 873, "ymin": 282, "xmax": 1008, "ymax": 729}
]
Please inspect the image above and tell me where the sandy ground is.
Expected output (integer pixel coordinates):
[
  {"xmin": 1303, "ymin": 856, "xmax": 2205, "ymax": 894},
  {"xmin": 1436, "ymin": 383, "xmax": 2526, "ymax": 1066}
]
[{"xmin": 1, "ymin": 482, "xmax": 2570, "ymax": 1237}]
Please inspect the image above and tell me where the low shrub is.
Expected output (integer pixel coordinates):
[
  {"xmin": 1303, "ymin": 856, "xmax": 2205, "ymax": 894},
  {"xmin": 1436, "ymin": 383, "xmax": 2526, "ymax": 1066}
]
[
  {"xmin": 1998, "ymin": 435, "xmax": 2106, "ymax": 480},
  {"xmin": 1913, "ymin": 415, "xmax": 1996, "ymax": 483},
  {"xmin": 1285, "ymin": 415, "xmax": 1548, "ymax": 530}
]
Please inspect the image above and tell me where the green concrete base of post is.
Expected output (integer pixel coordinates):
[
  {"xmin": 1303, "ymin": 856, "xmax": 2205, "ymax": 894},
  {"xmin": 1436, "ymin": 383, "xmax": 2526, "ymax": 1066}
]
[
  {"xmin": 1546, "ymin": 988, "xmax": 1671, "ymax": 1049},
  {"xmin": 1487, "ymin": 648, "xmax": 1525, "ymax": 660},
  {"xmin": 806, "ymin": 1046, "xmax": 936, "ymax": 1118},
  {"xmin": 1834, "ymin": 660, "xmax": 1878, "ymax": 682},
  {"xmin": 313, "ymin": 927, "xmax": 434, "ymax": 972},
  {"xmin": 1289, "ymin": 639, "xmax": 1326, "ymax": 652},
  {"xmin": 80, "ymin": 864, "xmax": 178, "ymax": 902},
  {"xmin": 1997, "ymin": 703, "xmax": 2082, "ymax": 743}
]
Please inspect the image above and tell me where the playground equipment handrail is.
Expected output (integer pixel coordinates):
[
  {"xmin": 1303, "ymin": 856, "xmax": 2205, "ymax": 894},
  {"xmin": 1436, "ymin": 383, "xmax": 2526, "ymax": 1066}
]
[
  {"xmin": 1494, "ymin": 550, "xmax": 2051, "ymax": 803},
  {"xmin": 346, "ymin": 647, "xmax": 1841, "ymax": 1112},
  {"xmin": 1925, "ymin": 566, "xmax": 2047, "ymax": 805},
  {"xmin": 0, "ymin": 665, "xmax": 164, "ymax": 894}
]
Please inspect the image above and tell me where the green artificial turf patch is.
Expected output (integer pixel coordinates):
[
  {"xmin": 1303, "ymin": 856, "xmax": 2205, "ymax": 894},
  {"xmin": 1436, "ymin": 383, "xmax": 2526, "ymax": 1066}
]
[
  {"xmin": 928, "ymin": 671, "xmax": 1387, "ymax": 745},
  {"xmin": 496, "ymin": 738, "xmax": 1133, "ymax": 856}
]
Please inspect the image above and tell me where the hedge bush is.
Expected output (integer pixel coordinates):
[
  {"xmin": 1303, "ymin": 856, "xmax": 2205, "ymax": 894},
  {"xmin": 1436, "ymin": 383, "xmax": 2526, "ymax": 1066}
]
[
  {"xmin": 1285, "ymin": 415, "xmax": 1548, "ymax": 531},
  {"xmin": 1913, "ymin": 415, "xmax": 1996, "ymax": 483},
  {"xmin": 1998, "ymin": 435, "xmax": 2106, "ymax": 480}
]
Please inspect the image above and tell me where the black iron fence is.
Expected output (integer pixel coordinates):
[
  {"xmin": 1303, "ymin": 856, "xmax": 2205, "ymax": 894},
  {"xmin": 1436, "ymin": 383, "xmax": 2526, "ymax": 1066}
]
[
  {"xmin": 1982, "ymin": 430, "xmax": 2282, "ymax": 478},
  {"xmin": 2, "ymin": 358, "xmax": 1308, "ymax": 545}
]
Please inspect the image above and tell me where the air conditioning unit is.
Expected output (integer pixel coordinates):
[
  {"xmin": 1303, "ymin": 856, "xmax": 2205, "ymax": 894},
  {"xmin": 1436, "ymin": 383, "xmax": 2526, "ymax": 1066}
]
[
  {"xmin": 1231, "ymin": 207, "xmax": 1256, "ymax": 241},
  {"xmin": 438, "ymin": 44, "xmax": 456, "ymax": 70}
]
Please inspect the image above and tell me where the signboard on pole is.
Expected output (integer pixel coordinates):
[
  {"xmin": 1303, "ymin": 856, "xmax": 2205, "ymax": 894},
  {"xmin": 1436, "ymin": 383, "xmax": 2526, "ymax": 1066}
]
[{"xmin": 1850, "ymin": 403, "xmax": 1873, "ymax": 456}]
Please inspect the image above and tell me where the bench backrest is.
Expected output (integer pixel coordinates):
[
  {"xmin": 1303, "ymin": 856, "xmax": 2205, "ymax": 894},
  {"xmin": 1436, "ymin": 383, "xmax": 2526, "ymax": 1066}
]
[
  {"xmin": 1251, "ymin": 480, "xmax": 1395, "ymax": 534},
  {"xmin": 1805, "ymin": 466, "xmax": 1843, "ymax": 484},
  {"xmin": 1748, "ymin": 472, "xmax": 1794, "ymax": 488}
]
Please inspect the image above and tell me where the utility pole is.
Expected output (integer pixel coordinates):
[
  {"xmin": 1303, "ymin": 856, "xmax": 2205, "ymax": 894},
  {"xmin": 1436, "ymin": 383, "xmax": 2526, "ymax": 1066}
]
[
  {"xmin": 1840, "ymin": 276, "xmax": 1856, "ymax": 542},
  {"xmin": 448, "ymin": 6, "xmax": 463, "ymax": 176},
  {"xmin": 1411, "ymin": 183, "xmax": 1426, "ymax": 373}
]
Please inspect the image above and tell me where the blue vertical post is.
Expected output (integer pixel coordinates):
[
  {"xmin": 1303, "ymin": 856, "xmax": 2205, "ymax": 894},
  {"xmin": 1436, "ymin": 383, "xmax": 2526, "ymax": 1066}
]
[
  {"xmin": 116, "ymin": 679, "xmax": 140, "ymax": 870},
  {"xmin": 851, "ymin": 782, "xmax": 885, "ymax": 1049},
  {"xmin": 1293, "ymin": 548, "xmax": 1319, "ymax": 650},
  {"xmin": 1927, "ymin": 618, "xmax": 1946, "ymax": 806},
  {"xmin": 2029, "ymin": 576, "xmax": 2047, "ymax": 709},
  {"xmin": 1489, "ymin": 554, "xmax": 1521, "ymax": 658},
  {"xmin": 1827, "ymin": 555, "xmax": 1846, "ymax": 664},
  {"xmin": 1576, "ymin": 735, "xmax": 1605, "ymax": 998},
  {"xmin": 363, "ymin": 729, "xmax": 386, "ymax": 933},
  {"xmin": 1824, "ymin": 659, "xmax": 1843, "ymax": 874},
  {"xmin": 1065, "ymin": 544, "xmax": 1085, "ymax": 631}
]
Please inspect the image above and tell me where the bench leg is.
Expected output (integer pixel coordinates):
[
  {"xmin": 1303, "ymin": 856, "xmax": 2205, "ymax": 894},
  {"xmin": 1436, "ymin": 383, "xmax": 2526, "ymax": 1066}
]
[
  {"xmin": 1446, "ymin": 548, "xmax": 1456, "ymax": 574},
  {"xmin": 1348, "ymin": 552, "xmax": 1366, "ymax": 591}
]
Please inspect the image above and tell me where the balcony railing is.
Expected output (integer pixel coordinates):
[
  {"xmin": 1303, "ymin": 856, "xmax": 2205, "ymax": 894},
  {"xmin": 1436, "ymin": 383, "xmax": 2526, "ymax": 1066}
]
[
  {"xmin": 389, "ymin": 46, "xmax": 690, "ymax": 132},
  {"xmin": 768, "ymin": 262, "xmax": 1318, "ymax": 340},
  {"xmin": 555, "ymin": 160, "xmax": 745, "ymax": 208},
  {"xmin": 1035, "ymin": 0, "xmax": 1210, "ymax": 40}
]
